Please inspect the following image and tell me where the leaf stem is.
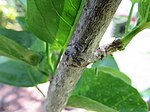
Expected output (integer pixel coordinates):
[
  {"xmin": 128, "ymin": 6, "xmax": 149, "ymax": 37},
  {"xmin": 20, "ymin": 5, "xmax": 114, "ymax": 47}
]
[
  {"xmin": 35, "ymin": 86, "xmax": 45, "ymax": 97},
  {"xmin": 26, "ymin": 67, "xmax": 46, "ymax": 98},
  {"xmin": 54, "ymin": 49, "xmax": 63, "ymax": 73},
  {"xmin": 125, "ymin": 3, "xmax": 135, "ymax": 33},
  {"xmin": 122, "ymin": 22, "xmax": 150, "ymax": 47}
]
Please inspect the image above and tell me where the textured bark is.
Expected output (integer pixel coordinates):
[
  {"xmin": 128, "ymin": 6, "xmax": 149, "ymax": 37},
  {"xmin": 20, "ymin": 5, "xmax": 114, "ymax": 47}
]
[
  {"xmin": 44, "ymin": 0, "xmax": 122, "ymax": 112},
  {"xmin": 92, "ymin": 38, "xmax": 124, "ymax": 62}
]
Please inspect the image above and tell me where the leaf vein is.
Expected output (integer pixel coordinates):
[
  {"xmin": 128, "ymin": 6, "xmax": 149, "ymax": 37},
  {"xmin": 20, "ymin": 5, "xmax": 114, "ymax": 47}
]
[
  {"xmin": 34, "ymin": 0, "xmax": 55, "ymax": 40},
  {"xmin": 112, "ymin": 92, "xmax": 135, "ymax": 108},
  {"xmin": 51, "ymin": 0, "xmax": 72, "ymax": 27},
  {"xmin": 69, "ymin": 0, "xmax": 77, "ymax": 10}
]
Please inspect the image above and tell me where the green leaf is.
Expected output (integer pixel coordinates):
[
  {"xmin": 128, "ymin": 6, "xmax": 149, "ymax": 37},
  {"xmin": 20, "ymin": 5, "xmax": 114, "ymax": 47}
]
[
  {"xmin": 138, "ymin": 0, "xmax": 150, "ymax": 23},
  {"xmin": 100, "ymin": 67, "xmax": 131, "ymax": 84},
  {"xmin": 73, "ymin": 68, "xmax": 148, "ymax": 112},
  {"xmin": 30, "ymin": 38, "xmax": 46, "ymax": 52},
  {"xmin": 31, "ymin": 39, "xmax": 57, "ymax": 74},
  {"xmin": 0, "ymin": 57, "xmax": 49, "ymax": 87},
  {"xmin": 38, "ymin": 57, "xmax": 54, "ymax": 75},
  {"xmin": 67, "ymin": 95, "xmax": 118, "ymax": 112},
  {"xmin": 0, "ymin": 34, "xmax": 42, "ymax": 65},
  {"xmin": 92, "ymin": 56, "xmax": 130, "ymax": 84},
  {"xmin": 27, "ymin": 0, "xmax": 86, "ymax": 49},
  {"xmin": 92, "ymin": 56, "xmax": 120, "ymax": 71},
  {"xmin": 0, "ymin": 27, "xmax": 36, "ymax": 48}
]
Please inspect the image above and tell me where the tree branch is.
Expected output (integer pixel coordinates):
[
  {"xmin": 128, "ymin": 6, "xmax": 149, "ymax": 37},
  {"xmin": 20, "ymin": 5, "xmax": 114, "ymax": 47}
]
[{"xmin": 44, "ymin": 0, "xmax": 122, "ymax": 112}]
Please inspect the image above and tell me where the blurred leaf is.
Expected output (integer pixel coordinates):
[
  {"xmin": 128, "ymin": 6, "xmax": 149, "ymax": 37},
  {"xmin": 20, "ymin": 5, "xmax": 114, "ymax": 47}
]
[
  {"xmin": 73, "ymin": 68, "xmax": 147, "ymax": 112},
  {"xmin": 138, "ymin": 0, "xmax": 150, "ymax": 23},
  {"xmin": 0, "ymin": 34, "xmax": 42, "ymax": 65},
  {"xmin": 20, "ymin": 0, "xmax": 27, "ymax": 6},
  {"xmin": 92, "ymin": 56, "xmax": 119, "ymax": 71},
  {"xmin": 30, "ymin": 38, "xmax": 46, "ymax": 52},
  {"xmin": 30, "ymin": 39, "xmax": 58, "ymax": 75},
  {"xmin": 67, "ymin": 95, "xmax": 118, "ymax": 112},
  {"xmin": 0, "ymin": 27, "xmax": 36, "ymax": 48},
  {"xmin": 0, "ymin": 57, "xmax": 49, "ymax": 87},
  {"xmin": 17, "ymin": 16, "xmax": 29, "ymax": 31},
  {"xmin": 38, "ymin": 57, "xmax": 53, "ymax": 75},
  {"xmin": 27, "ymin": 0, "xmax": 86, "ymax": 50}
]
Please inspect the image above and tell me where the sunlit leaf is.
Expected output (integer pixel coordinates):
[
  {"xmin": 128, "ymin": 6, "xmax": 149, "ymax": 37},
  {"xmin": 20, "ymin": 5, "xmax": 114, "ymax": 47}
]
[{"xmin": 27, "ymin": 0, "xmax": 86, "ymax": 49}]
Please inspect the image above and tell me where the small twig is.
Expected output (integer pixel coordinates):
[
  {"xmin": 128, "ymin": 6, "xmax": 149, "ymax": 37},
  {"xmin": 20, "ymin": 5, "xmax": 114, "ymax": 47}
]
[
  {"xmin": 90, "ymin": 39, "xmax": 124, "ymax": 63},
  {"xmin": 35, "ymin": 86, "xmax": 45, "ymax": 98},
  {"xmin": 122, "ymin": 22, "xmax": 150, "ymax": 47},
  {"xmin": 26, "ymin": 67, "xmax": 46, "ymax": 98}
]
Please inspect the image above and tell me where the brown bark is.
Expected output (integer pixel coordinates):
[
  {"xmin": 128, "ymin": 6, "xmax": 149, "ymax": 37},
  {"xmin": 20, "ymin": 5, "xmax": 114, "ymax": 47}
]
[{"xmin": 44, "ymin": 0, "xmax": 122, "ymax": 112}]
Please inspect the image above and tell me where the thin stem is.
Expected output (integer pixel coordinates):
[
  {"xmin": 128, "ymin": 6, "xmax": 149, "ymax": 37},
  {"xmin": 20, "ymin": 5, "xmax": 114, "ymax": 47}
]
[
  {"xmin": 125, "ymin": 3, "xmax": 135, "ymax": 33},
  {"xmin": 35, "ymin": 86, "xmax": 45, "ymax": 97},
  {"xmin": 26, "ymin": 67, "xmax": 46, "ymax": 98},
  {"xmin": 54, "ymin": 49, "xmax": 63, "ymax": 73},
  {"xmin": 46, "ymin": 43, "xmax": 55, "ymax": 72},
  {"xmin": 122, "ymin": 22, "xmax": 150, "ymax": 47}
]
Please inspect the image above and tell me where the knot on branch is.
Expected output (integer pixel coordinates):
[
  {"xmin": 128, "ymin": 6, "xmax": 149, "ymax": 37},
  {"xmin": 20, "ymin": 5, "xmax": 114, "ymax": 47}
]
[
  {"xmin": 64, "ymin": 39, "xmax": 124, "ymax": 67},
  {"xmin": 64, "ymin": 45, "xmax": 89, "ymax": 67},
  {"xmin": 93, "ymin": 39, "xmax": 124, "ymax": 61},
  {"xmin": 106, "ymin": 38, "xmax": 124, "ymax": 53}
]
